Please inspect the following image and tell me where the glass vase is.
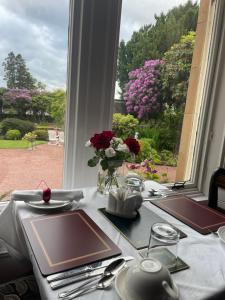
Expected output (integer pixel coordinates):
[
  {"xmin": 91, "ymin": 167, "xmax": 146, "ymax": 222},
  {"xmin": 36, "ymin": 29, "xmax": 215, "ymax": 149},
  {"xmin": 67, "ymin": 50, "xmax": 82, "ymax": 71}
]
[{"xmin": 97, "ymin": 168, "xmax": 120, "ymax": 194}]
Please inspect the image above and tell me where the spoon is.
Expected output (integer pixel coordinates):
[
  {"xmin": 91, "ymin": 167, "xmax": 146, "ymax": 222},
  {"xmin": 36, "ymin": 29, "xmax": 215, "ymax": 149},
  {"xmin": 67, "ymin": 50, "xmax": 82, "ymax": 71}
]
[
  {"xmin": 58, "ymin": 258, "xmax": 125, "ymax": 298},
  {"xmin": 61, "ymin": 274, "xmax": 115, "ymax": 300}
]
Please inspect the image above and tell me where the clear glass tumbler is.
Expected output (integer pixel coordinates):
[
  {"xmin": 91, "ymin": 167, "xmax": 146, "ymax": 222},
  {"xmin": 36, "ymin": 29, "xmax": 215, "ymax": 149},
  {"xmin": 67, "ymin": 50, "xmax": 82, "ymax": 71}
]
[{"xmin": 147, "ymin": 222, "xmax": 180, "ymax": 269}]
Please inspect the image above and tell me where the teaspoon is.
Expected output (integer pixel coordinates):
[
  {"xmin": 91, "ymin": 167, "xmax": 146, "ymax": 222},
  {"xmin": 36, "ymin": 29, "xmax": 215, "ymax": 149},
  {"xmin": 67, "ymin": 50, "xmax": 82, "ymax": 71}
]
[{"xmin": 61, "ymin": 274, "xmax": 115, "ymax": 299}]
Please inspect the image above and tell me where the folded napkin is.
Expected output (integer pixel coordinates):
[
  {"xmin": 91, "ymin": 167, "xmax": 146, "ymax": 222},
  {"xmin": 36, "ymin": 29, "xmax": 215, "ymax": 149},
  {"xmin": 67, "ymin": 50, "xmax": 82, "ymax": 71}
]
[
  {"xmin": 11, "ymin": 189, "xmax": 84, "ymax": 202},
  {"xmin": 107, "ymin": 187, "xmax": 143, "ymax": 218}
]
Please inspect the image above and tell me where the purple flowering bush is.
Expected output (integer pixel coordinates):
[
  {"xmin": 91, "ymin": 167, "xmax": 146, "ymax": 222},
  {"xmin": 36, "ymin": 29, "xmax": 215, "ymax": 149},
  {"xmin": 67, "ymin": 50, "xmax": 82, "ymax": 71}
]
[
  {"xmin": 3, "ymin": 89, "xmax": 32, "ymax": 117},
  {"xmin": 124, "ymin": 60, "xmax": 163, "ymax": 120}
]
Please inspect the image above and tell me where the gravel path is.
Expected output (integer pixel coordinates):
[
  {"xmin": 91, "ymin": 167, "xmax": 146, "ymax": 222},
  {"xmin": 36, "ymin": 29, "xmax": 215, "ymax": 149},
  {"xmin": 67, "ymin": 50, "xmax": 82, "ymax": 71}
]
[{"xmin": 0, "ymin": 144, "xmax": 64, "ymax": 199}]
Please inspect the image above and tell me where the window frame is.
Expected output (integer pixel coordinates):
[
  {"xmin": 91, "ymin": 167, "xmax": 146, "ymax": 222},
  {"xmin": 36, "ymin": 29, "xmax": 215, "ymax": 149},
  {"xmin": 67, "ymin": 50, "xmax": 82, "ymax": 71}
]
[{"xmin": 64, "ymin": 0, "xmax": 225, "ymax": 196}]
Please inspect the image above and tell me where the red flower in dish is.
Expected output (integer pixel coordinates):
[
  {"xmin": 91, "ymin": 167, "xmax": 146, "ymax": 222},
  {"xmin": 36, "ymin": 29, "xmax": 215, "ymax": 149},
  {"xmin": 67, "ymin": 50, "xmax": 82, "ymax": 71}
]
[
  {"xmin": 90, "ymin": 131, "xmax": 114, "ymax": 150},
  {"xmin": 124, "ymin": 137, "xmax": 140, "ymax": 155}
]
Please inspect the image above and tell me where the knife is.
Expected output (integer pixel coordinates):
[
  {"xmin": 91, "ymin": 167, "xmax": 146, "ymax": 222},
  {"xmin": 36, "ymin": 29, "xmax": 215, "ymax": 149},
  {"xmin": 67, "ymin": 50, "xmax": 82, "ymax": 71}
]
[
  {"xmin": 50, "ymin": 268, "xmax": 104, "ymax": 290},
  {"xmin": 48, "ymin": 256, "xmax": 134, "ymax": 289},
  {"xmin": 47, "ymin": 256, "xmax": 133, "ymax": 283}
]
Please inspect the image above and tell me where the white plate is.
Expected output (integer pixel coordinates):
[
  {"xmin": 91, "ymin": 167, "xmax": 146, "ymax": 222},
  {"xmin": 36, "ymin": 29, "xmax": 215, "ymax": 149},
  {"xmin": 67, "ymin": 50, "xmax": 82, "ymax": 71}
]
[
  {"xmin": 115, "ymin": 267, "xmax": 133, "ymax": 300},
  {"xmin": 217, "ymin": 226, "xmax": 225, "ymax": 243},
  {"xmin": 25, "ymin": 199, "xmax": 75, "ymax": 211}
]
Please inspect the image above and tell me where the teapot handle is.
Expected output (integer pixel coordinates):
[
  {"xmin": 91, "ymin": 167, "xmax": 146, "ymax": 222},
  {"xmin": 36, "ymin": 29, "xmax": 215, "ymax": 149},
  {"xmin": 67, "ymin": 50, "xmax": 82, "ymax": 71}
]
[{"xmin": 162, "ymin": 281, "xmax": 179, "ymax": 300}]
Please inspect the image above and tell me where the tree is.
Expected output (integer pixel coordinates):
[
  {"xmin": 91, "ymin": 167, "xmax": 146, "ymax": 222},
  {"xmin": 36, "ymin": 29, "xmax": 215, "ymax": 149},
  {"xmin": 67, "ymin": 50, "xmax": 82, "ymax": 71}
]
[
  {"xmin": 47, "ymin": 90, "xmax": 66, "ymax": 127},
  {"xmin": 3, "ymin": 89, "xmax": 32, "ymax": 118},
  {"xmin": 123, "ymin": 60, "xmax": 163, "ymax": 120},
  {"xmin": 2, "ymin": 52, "xmax": 17, "ymax": 88},
  {"xmin": 117, "ymin": 1, "xmax": 198, "ymax": 95},
  {"xmin": 31, "ymin": 92, "xmax": 51, "ymax": 121},
  {"xmin": 2, "ymin": 52, "xmax": 36, "ymax": 90},
  {"xmin": 15, "ymin": 54, "xmax": 36, "ymax": 90},
  {"xmin": 0, "ymin": 87, "xmax": 7, "ymax": 115},
  {"xmin": 160, "ymin": 31, "xmax": 195, "ymax": 110}
]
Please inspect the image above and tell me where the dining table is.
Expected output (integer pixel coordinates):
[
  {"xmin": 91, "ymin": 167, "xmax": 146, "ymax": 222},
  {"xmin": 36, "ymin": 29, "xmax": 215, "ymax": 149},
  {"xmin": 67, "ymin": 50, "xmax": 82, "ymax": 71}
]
[{"xmin": 13, "ymin": 182, "xmax": 225, "ymax": 300}]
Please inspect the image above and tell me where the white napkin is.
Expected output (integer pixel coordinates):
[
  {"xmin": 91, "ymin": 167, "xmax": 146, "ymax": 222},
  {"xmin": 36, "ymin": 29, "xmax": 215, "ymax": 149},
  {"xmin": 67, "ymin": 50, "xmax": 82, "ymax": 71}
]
[{"xmin": 11, "ymin": 189, "xmax": 84, "ymax": 202}]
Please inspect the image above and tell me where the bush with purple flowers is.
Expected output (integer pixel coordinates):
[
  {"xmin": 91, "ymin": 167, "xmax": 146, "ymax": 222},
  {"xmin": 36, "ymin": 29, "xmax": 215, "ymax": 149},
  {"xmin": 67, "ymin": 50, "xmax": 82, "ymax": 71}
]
[
  {"xmin": 3, "ymin": 89, "xmax": 32, "ymax": 117},
  {"xmin": 124, "ymin": 60, "xmax": 163, "ymax": 120}
]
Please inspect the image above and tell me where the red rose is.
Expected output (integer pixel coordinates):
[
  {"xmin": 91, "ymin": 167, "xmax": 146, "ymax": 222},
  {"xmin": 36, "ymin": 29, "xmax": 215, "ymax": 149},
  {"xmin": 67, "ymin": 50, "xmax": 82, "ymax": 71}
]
[
  {"xmin": 124, "ymin": 138, "xmax": 140, "ymax": 155},
  {"xmin": 90, "ymin": 131, "xmax": 114, "ymax": 150}
]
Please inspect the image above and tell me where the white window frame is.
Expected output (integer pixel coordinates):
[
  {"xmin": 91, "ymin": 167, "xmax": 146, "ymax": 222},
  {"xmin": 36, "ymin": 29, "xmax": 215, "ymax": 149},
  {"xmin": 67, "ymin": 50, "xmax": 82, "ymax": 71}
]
[{"xmin": 64, "ymin": 0, "xmax": 225, "ymax": 196}]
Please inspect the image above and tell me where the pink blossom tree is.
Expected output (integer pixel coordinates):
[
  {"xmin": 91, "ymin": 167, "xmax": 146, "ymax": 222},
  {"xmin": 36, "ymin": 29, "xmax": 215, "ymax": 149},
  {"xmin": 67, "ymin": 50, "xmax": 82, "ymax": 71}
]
[
  {"xmin": 3, "ymin": 89, "xmax": 32, "ymax": 118},
  {"xmin": 123, "ymin": 60, "xmax": 163, "ymax": 120}
]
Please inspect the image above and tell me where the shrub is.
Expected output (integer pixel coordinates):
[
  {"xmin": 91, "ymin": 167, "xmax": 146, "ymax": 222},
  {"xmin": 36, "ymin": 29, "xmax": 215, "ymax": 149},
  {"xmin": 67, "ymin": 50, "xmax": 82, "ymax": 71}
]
[
  {"xmin": 124, "ymin": 60, "xmax": 163, "ymax": 120},
  {"xmin": 33, "ymin": 129, "xmax": 49, "ymax": 141},
  {"xmin": 112, "ymin": 113, "xmax": 139, "ymax": 139},
  {"xmin": 135, "ymin": 138, "xmax": 161, "ymax": 164},
  {"xmin": 23, "ymin": 132, "xmax": 37, "ymax": 143},
  {"xmin": 5, "ymin": 129, "xmax": 21, "ymax": 140},
  {"xmin": 0, "ymin": 118, "xmax": 35, "ymax": 136},
  {"xmin": 160, "ymin": 149, "xmax": 177, "ymax": 167}
]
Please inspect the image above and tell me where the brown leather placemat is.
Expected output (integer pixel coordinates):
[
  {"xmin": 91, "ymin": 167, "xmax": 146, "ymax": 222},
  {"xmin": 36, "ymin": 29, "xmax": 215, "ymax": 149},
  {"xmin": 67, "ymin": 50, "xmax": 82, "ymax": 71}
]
[
  {"xmin": 22, "ymin": 210, "xmax": 121, "ymax": 275},
  {"xmin": 151, "ymin": 196, "xmax": 225, "ymax": 234}
]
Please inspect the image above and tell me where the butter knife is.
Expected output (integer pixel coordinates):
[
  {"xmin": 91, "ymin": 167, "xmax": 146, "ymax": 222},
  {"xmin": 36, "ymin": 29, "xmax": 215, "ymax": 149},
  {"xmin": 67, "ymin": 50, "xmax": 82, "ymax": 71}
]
[
  {"xmin": 50, "ymin": 268, "xmax": 104, "ymax": 290},
  {"xmin": 47, "ymin": 256, "xmax": 133, "ymax": 283}
]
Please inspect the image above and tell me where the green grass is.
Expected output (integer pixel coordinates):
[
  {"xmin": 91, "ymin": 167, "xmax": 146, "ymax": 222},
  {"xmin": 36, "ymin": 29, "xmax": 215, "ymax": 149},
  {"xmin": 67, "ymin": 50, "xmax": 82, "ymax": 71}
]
[{"xmin": 0, "ymin": 140, "xmax": 46, "ymax": 149}]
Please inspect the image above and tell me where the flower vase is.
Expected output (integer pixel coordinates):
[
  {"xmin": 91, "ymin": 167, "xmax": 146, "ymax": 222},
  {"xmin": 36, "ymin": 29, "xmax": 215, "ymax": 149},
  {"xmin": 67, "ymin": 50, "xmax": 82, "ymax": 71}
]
[{"xmin": 97, "ymin": 168, "xmax": 119, "ymax": 194}]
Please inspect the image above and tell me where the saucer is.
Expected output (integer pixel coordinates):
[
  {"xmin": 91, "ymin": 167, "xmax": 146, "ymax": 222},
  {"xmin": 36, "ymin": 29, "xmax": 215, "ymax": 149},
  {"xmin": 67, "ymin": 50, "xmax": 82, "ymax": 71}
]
[
  {"xmin": 217, "ymin": 226, "xmax": 225, "ymax": 243},
  {"xmin": 115, "ymin": 267, "xmax": 134, "ymax": 300},
  {"xmin": 25, "ymin": 199, "xmax": 75, "ymax": 211}
]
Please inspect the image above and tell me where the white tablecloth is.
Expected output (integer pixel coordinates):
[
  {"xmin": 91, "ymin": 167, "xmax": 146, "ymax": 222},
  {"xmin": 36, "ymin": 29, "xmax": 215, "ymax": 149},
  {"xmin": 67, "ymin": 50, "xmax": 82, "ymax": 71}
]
[{"xmin": 13, "ymin": 185, "xmax": 225, "ymax": 300}]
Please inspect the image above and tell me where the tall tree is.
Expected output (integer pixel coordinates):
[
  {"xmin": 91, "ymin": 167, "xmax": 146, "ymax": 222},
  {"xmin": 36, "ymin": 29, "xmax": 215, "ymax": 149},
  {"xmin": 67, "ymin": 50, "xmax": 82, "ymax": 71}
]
[
  {"xmin": 117, "ymin": 1, "xmax": 199, "ymax": 96},
  {"xmin": 15, "ymin": 54, "xmax": 36, "ymax": 90},
  {"xmin": 160, "ymin": 31, "xmax": 195, "ymax": 110},
  {"xmin": 2, "ymin": 52, "xmax": 36, "ymax": 90},
  {"xmin": 2, "ymin": 52, "xmax": 17, "ymax": 88}
]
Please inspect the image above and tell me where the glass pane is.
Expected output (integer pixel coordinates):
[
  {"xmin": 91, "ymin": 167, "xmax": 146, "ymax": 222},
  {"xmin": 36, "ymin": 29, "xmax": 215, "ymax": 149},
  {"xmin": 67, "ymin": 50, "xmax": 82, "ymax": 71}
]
[
  {"xmin": 0, "ymin": 0, "xmax": 69, "ymax": 201},
  {"xmin": 114, "ymin": 0, "xmax": 200, "ymax": 184}
]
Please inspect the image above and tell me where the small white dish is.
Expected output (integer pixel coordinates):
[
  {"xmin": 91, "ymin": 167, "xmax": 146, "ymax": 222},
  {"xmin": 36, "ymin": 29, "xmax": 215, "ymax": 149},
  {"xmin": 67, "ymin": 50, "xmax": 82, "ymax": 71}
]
[
  {"xmin": 217, "ymin": 226, "xmax": 225, "ymax": 243},
  {"xmin": 25, "ymin": 199, "xmax": 75, "ymax": 211}
]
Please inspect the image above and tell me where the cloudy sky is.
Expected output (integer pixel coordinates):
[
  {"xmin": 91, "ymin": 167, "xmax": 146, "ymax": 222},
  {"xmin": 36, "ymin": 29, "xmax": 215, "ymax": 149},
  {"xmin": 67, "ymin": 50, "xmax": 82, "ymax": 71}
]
[{"xmin": 0, "ymin": 0, "xmax": 193, "ymax": 91}]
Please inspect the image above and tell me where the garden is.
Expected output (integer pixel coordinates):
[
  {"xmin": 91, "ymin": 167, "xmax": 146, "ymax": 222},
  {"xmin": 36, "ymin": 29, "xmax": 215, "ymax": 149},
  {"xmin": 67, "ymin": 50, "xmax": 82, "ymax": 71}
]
[{"xmin": 0, "ymin": 1, "xmax": 199, "ymax": 196}]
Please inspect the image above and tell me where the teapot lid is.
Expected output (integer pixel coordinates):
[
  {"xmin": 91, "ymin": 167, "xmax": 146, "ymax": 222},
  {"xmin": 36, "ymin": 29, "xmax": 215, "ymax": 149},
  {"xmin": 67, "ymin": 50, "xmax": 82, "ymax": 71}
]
[{"xmin": 140, "ymin": 258, "xmax": 162, "ymax": 273}]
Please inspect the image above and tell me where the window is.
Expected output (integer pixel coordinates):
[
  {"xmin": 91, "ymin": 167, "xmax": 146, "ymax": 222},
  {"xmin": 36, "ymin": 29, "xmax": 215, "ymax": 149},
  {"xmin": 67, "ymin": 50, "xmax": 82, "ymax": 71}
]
[
  {"xmin": 0, "ymin": 1, "xmax": 69, "ymax": 201},
  {"xmin": 65, "ymin": 0, "xmax": 225, "ymax": 198}
]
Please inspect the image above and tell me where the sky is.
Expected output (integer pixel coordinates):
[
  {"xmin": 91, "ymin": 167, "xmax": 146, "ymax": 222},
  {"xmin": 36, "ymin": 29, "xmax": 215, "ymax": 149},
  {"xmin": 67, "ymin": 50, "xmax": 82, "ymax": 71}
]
[{"xmin": 0, "ymin": 0, "xmax": 193, "ymax": 91}]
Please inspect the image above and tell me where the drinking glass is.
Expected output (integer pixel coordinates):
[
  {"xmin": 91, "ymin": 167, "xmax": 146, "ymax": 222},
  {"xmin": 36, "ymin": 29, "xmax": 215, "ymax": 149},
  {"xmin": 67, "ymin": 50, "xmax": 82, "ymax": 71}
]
[{"xmin": 146, "ymin": 222, "xmax": 180, "ymax": 269}]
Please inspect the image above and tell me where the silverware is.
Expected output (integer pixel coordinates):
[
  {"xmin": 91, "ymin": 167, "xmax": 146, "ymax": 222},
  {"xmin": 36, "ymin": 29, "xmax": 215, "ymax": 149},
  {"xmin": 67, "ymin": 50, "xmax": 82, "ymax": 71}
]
[
  {"xmin": 50, "ymin": 256, "xmax": 134, "ymax": 290},
  {"xmin": 47, "ymin": 255, "xmax": 133, "ymax": 283},
  {"xmin": 50, "ymin": 268, "xmax": 103, "ymax": 290},
  {"xmin": 58, "ymin": 258, "xmax": 126, "ymax": 298},
  {"xmin": 62, "ymin": 274, "xmax": 115, "ymax": 299}
]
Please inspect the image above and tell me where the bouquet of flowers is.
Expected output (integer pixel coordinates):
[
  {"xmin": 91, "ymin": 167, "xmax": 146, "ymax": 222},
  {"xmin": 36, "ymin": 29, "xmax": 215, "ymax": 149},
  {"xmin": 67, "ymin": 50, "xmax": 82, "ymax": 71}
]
[{"xmin": 86, "ymin": 130, "xmax": 140, "ymax": 192}]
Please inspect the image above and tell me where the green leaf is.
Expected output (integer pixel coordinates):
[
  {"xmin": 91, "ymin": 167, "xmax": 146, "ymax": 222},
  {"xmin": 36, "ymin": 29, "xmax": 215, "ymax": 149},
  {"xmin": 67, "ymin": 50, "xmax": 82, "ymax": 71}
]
[
  {"xmin": 88, "ymin": 156, "xmax": 99, "ymax": 167},
  {"xmin": 100, "ymin": 159, "xmax": 108, "ymax": 171}
]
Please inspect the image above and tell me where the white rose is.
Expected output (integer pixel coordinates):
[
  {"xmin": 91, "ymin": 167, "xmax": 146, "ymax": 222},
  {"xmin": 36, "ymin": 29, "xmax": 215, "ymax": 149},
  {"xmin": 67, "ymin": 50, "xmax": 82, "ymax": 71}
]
[
  {"xmin": 110, "ymin": 137, "xmax": 123, "ymax": 145},
  {"xmin": 85, "ymin": 140, "xmax": 91, "ymax": 147},
  {"xmin": 105, "ymin": 147, "xmax": 116, "ymax": 158},
  {"xmin": 117, "ymin": 143, "xmax": 130, "ymax": 153}
]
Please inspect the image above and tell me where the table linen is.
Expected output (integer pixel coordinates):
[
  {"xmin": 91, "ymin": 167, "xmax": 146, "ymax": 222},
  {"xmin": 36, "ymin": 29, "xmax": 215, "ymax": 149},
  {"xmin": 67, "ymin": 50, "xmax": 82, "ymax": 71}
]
[{"xmin": 13, "ymin": 184, "xmax": 225, "ymax": 300}]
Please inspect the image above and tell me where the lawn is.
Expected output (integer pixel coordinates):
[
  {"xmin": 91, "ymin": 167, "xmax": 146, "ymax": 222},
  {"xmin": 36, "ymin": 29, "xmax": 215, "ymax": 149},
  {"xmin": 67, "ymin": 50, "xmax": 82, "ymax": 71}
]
[{"xmin": 0, "ymin": 140, "xmax": 46, "ymax": 149}]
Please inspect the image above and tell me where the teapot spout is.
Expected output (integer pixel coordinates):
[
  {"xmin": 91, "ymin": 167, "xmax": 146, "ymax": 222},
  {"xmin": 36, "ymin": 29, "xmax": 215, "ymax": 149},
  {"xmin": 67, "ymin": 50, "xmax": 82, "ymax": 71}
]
[{"xmin": 162, "ymin": 281, "xmax": 179, "ymax": 300}]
